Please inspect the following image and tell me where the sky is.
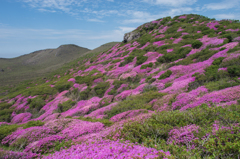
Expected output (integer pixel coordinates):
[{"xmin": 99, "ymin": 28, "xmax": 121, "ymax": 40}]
[{"xmin": 0, "ymin": 0, "xmax": 240, "ymax": 58}]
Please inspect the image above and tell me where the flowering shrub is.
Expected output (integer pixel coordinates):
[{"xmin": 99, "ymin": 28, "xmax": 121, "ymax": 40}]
[{"xmin": 43, "ymin": 140, "xmax": 171, "ymax": 159}]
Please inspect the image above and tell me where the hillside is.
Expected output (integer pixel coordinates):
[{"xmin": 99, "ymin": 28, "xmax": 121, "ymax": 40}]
[
  {"xmin": 0, "ymin": 14, "xmax": 240, "ymax": 158},
  {"xmin": 0, "ymin": 44, "xmax": 90, "ymax": 86}
]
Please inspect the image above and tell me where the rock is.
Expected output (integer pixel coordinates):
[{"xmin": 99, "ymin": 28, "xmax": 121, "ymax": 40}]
[{"xmin": 123, "ymin": 31, "xmax": 140, "ymax": 43}]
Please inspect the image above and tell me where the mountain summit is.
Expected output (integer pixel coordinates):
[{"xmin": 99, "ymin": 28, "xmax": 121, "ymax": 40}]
[{"xmin": 0, "ymin": 14, "xmax": 240, "ymax": 158}]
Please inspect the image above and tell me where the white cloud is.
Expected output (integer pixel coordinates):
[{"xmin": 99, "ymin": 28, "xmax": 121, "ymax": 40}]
[
  {"xmin": 214, "ymin": 13, "xmax": 240, "ymax": 20},
  {"xmin": 118, "ymin": 27, "xmax": 135, "ymax": 33},
  {"xmin": 142, "ymin": 0, "xmax": 197, "ymax": 7},
  {"xmin": 203, "ymin": 0, "xmax": 240, "ymax": 10},
  {"xmin": 123, "ymin": 7, "xmax": 193, "ymax": 24},
  {"xmin": 87, "ymin": 18, "xmax": 105, "ymax": 22}
]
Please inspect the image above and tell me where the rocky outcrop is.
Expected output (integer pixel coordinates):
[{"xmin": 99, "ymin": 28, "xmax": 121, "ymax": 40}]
[{"xmin": 123, "ymin": 31, "xmax": 141, "ymax": 43}]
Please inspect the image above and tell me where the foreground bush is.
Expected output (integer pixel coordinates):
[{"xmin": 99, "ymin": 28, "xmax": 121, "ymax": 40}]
[{"xmin": 110, "ymin": 104, "xmax": 240, "ymax": 158}]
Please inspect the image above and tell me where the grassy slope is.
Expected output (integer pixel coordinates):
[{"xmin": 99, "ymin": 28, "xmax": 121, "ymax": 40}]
[{"xmin": 0, "ymin": 44, "xmax": 90, "ymax": 86}]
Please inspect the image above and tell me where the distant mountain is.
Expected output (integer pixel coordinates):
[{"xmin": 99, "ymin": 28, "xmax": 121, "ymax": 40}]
[{"xmin": 0, "ymin": 43, "xmax": 118, "ymax": 86}]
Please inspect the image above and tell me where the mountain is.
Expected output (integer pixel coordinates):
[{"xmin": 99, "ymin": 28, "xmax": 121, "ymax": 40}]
[
  {"xmin": 0, "ymin": 42, "xmax": 119, "ymax": 86},
  {"xmin": 0, "ymin": 14, "xmax": 240, "ymax": 158},
  {"xmin": 0, "ymin": 44, "xmax": 90, "ymax": 86}
]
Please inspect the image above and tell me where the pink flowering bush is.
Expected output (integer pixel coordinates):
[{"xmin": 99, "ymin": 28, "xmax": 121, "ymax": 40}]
[
  {"xmin": 167, "ymin": 124, "xmax": 199, "ymax": 149},
  {"xmin": 43, "ymin": 140, "xmax": 171, "ymax": 159}
]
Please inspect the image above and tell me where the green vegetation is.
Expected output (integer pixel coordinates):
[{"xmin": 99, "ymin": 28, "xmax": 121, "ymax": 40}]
[
  {"xmin": 94, "ymin": 82, "xmax": 110, "ymax": 98},
  {"xmin": 0, "ymin": 45, "xmax": 90, "ymax": 86},
  {"xmin": 0, "ymin": 102, "xmax": 14, "ymax": 122},
  {"xmin": 22, "ymin": 120, "xmax": 45, "ymax": 129},
  {"xmin": 176, "ymin": 48, "xmax": 218, "ymax": 66},
  {"xmin": 227, "ymin": 46, "xmax": 240, "ymax": 53},
  {"xmin": 111, "ymin": 59, "xmax": 121, "ymax": 63},
  {"xmin": 105, "ymin": 91, "xmax": 166, "ymax": 119},
  {"xmin": 108, "ymin": 80, "xmax": 126, "ymax": 95},
  {"xmin": 188, "ymin": 57, "xmax": 240, "ymax": 91},
  {"xmin": 77, "ymin": 117, "xmax": 113, "ymax": 127},
  {"xmin": 75, "ymin": 73, "xmax": 103, "ymax": 86},
  {"xmin": 109, "ymin": 104, "xmax": 240, "ymax": 158},
  {"xmin": 140, "ymin": 63, "xmax": 153, "ymax": 69},
  {"xmin": 157, "ymin": 47, "xmax": 191, "ymax": 63},
  {"xmin": 0, "ymin": 120, "xmax": 44, "ymax": 141},
  {"xmin": 27, "ymin": 96, "xmax": 46, "ymax": 111},
  {"xmin": 159, "ymin": 70, "xmax": 172, "ymax": 80},
  {"xmin": 192, "ymin": 40, "xmax": 203, "ymax": 49},
  {"xmin": 23, "ymin": 85, "xmax": 57, "ymax": 97},
  {"xmin": 119, "ymin": 56, "xmax": 134, "ymax": 67},
  {"xmin": 165, "ymin": 82, "xmax": 173, "ymax": 88},
  {"xmin": 57, "ymin": 100, "xmax": 76, "ymax": 113},
  {"xmin": 79, "ymin": 87, "xmax": 91, "ymax": 100},
  {"xmin": 136, "ymin": 55, "xmax": 148, "ymax": 66}
]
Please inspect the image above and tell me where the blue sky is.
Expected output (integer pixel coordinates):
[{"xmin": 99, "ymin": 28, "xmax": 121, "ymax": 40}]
[{"xmin": 0, "ymin": 0, "xmax": 240, "ymax": 58}]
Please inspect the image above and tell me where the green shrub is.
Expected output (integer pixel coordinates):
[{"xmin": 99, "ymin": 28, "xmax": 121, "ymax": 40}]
[
  {"xmin": 221, "ymin": 34, "xmax": 232, "ymax": 42},
  {"xmin": 75, "ymin": 73, "xmax": 103, "ymax": 86},
  {"xmin": 157, "ymin": 47, "xmax": 191, "ymax": 63},
  {"xmin": 220, "ymin": 56, "xmax": 240, "ymax": 67},
  {"xmin": 53, "ymin": 140, "xmax": 72, "ymax": 152},
  {"xmin": 137, "ymin": 34, "xmax": 152, "ymax": 46},
  {"xmin": 140, "ymin": 63, "xmax": 153, "ymax": 69},
  {"xmin": 22, "ymin": 120, "xmax": 45, "ymax": 129},
  {"xmin": 28, "ymin": 96, "xmax": 46, "ymax": 111},
  {"xmin": 113, "ymin": 80, "xmax": 125, "ymax": 89},
  {"xmin": 205, "ymin": 77, "xmax": 240, "ymax": 91},
  {"xmin": 119, "ymin": 56, "xmax": 135, "ymax": 67},
  {"xmin": 105, "ymin": 91, "xmax": 166, "ymax": 119},
  {"xmin": 79, "ymin": 87, "xmax": 91, "ymax": 100},
  {"xmin": 0, "ymin": 120, "xmax": 45, "ymax": 141},
  {"xmin": 0, "ymin": 109, "xmax": 14, "ymax": 122},
  {"xmin": 142, "ymin": 85, "xmax": 158, "ymax": 92},
  {"xmin": 228, "ymin": 65, "xmax": 240, "ymax": 77},
  {"xmin": 94, "ymin": 82, "xmax": 110, "ymax": 98},
  {"xmin": 219, "ymin": 47, "xmax": 226, "ymax": 51},
  {"xmin": 160, "ymin": 16, "xmax": 171, "ymax": 25},
  {"xmin": 108, "ymin": 89, "xmax": 117, "ymax": 95},
  {"xmin": 175, "ymin": 58, "xmax": 193, "ymax": 65},
  {"xmin": 112, "ymin": 59, "xmax": 121, "ymax": 63},
  {"xmin": 189, "ymin": 48, "xmax": 218, "ymax": 62},
  {"xmin": 159, "ymin": 70, "xmax": 172, "ymax": 80},
  {"xmin": 0, "ymin": 124, "xmax": 20, "ymax": 141},
  {"xmin": 182, "ymin": 34, "xmax": 192, "ymax": 39},
  {"xmin": 23, "ymin": 85, "xmax": 57, "ymax": 96},
  {"xmin": 0, "ymin": 103, "xmax": 12, "ymax": 110},
  {"xmin": 136, "ymin": 56, "xmax": 148, "ymax": 66},
  {"xmin": 55, "ymin": 81, "xmax": 72, "ymax": 92},
  {"xmin": 165, "ymin": 82, "xmax": 173, "ymax": 88},
  {"xmin": 227, "ymin": 46, "xmax": 239, "ymax": 53},
  {"xmin": 145, "ymin": 76, "xmax": 152, "ymax": 82},
  {"xmin": 148, "ymin": 78, "xmax": 156, "ymax": 83},
  {"xmin": 192, "ymin": 40, "xmax": 203, "ymax": 49},
  {"xmin": 58, "ymin": 100, "xmax": 76, "ymax": 113},
  {"xmin": 212, "ymin": 57, "xmax": 225, "ymax": 66},
  {"xmin": 77, "ymin": 117, "xmax": 113, "ymax": 127}
]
